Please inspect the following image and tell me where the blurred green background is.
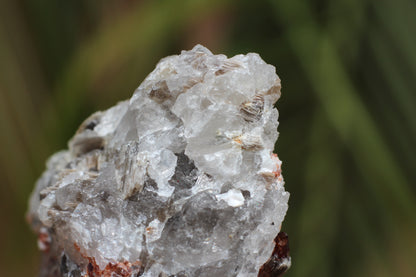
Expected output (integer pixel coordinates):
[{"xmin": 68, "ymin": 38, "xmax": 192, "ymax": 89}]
[{"xmin": 1, "ymin": 0, "xmax": 415, "ymax": 276}]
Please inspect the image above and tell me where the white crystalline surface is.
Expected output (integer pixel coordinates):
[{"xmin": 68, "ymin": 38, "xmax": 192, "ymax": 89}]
[{"xmin": 28, "ymin": 45, "xmax": 289, "ymax": 277}]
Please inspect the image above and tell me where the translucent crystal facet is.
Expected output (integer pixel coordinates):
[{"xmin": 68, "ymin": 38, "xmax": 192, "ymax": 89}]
[{"xmin": 27, "ymin": 45, "xmax": 289, "ymax": 277}]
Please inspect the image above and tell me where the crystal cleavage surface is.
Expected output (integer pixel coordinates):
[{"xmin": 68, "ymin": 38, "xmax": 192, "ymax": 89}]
[{"xmin": 27, "ymin": 45, "xmax": 289, "ymax": 277}]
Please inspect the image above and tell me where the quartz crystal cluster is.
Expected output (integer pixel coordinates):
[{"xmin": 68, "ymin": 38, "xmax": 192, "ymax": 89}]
[{"xmin": 27, "ymin": 45, "xmax": 289, "ymax": 277}]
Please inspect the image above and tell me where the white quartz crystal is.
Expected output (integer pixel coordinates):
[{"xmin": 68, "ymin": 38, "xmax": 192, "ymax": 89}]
[{"xmin": 28, "ymin": 45, "xmax": 289, "ymax": 277}]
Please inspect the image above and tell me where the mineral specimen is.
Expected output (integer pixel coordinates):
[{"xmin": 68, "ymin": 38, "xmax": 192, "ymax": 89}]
[{"xmin": 27, "ymin": 45, "xmax": 290, "ymax": 277}]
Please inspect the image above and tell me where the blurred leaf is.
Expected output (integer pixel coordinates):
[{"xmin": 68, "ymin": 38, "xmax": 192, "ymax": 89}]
[
  {"xmin": 290, "ymin": 111, "xmax": 342, "ymax": 277},
  {"xmin": 270, "ymin": 0, "xmax": 415, "ymax": 220}
]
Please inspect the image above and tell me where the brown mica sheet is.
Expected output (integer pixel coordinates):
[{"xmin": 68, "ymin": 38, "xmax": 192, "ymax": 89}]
[{"xmin": 258, "ymin": 232, "xmax": 290, "ymax": 277}]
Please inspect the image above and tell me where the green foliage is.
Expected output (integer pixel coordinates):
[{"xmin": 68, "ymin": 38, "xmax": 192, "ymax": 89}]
[{"xmin": 0, "ymin": 0, "xmax": 415, "ymax": 275}]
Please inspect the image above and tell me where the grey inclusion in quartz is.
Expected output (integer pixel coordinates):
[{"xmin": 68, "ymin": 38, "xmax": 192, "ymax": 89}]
[{"xmin": 27, "ymin": 45, "xmax": 289, "ymax": 277}]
